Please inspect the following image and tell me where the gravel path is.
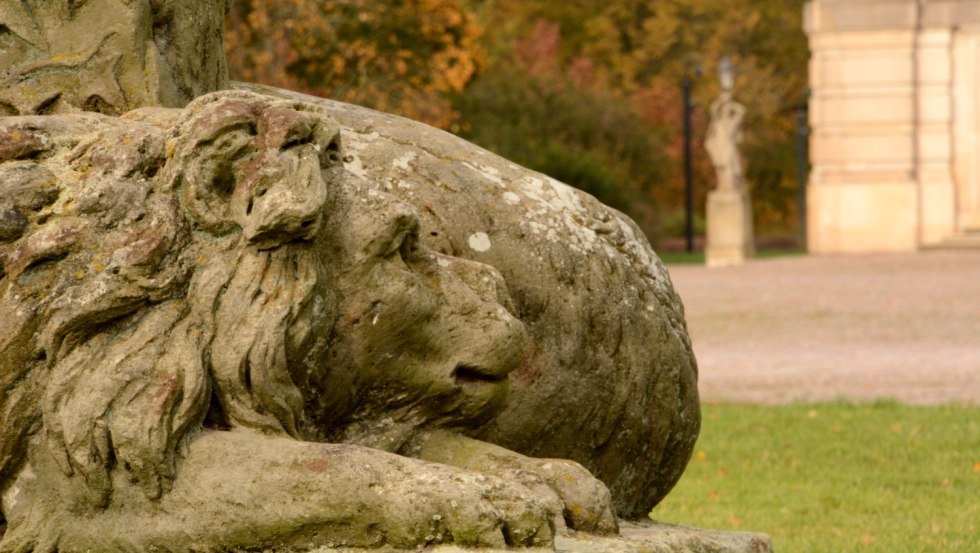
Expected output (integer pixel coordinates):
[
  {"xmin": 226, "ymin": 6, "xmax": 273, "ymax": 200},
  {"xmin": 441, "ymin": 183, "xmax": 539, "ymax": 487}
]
[{"xmin": 666, "ymin": 251, "xmax": 980, "ymax": 405}]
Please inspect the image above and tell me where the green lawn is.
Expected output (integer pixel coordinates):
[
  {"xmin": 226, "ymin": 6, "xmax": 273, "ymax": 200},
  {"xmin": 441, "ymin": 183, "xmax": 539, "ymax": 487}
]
[
  {"xmin": 651, "ymin": 402, "xmax": 980, "ymax": 552},
  {"xmin": 657, "ymin": 248, "xmax": 806, "ymax": 265}
]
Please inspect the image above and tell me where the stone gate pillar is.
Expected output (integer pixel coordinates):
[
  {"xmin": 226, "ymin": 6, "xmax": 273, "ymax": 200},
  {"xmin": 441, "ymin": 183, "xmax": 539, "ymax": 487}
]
[{"xmin": 803, "ymin": 0, "xmax": 980, "ymax": 252}]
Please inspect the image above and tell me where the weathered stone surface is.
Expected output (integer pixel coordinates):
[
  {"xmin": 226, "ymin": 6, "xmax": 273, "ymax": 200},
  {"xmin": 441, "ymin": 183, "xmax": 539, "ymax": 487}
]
[
  {"xmin": 2, "ymin": 0, "xmax": 700, "ymax": 527},
  {"xmin": 0, "ymin": 85, "xmax": 716, "ymax": 549},
  {"xmin": 0, "ymin": 90, "xmax": 630, "ymax": 551},
  {"xmin": 238, "ymin": 83, "xmax": 701, "ymax": 517},
  {"xmin": 306, "ymin": 521, "xmax": 774, "ymax": 553},
  {"xmin": 0, "ymin": 0, "xmax": 229, "ymax": 115},
  {"xmin": 615, "ymin": 521, "xmax": 772, "ymax": 553},
  {"xmin": 0, "ymin": 3, "xmax": 744, "ymax": 549}
]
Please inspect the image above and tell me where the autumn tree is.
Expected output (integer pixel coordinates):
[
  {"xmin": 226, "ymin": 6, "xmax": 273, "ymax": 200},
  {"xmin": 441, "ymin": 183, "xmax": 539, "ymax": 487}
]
[
  {"xmin": 465, "ymin": 0, "xmax": 810, "ymax": 240},
  {"xmin": 226, "ymin": 0, "xmax": 482, "ymax": 129},
  {"xmin": 580, "ymin": 0, "xmax": 811, "ymax": 236},
  {"xmin": 457, "ymin": 20, "xmax": 669, "ymax": 240},
  {"xmin": 225, "ymin": 0, "xmax": 809, "ymax": 242}
]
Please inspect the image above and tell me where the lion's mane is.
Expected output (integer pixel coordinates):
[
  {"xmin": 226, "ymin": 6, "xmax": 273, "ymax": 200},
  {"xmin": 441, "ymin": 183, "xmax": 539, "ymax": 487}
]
[{"xmin": 0, "ymin": 91, "xmax": 341, "ymax": 512}]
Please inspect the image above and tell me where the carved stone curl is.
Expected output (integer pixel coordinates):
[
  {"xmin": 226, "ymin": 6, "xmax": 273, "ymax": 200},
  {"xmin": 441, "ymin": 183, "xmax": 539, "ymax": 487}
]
[{"xmin": 0, "ymin": 90, "xmax": 626, "ymax": 552}]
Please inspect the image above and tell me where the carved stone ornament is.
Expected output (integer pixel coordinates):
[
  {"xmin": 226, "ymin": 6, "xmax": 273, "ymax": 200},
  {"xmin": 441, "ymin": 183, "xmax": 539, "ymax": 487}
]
[{"xmin": 0, "ymin": 0, "xmax": 230, "ymax": 116}]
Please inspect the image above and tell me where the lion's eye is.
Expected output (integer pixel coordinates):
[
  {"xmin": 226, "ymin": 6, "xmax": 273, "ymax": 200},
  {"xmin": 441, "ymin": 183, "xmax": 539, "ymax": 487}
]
[
  {"xmin": 378, "ymin": 209, "xmax": 425, "ymax": 267},
  {"xmin": 209, "ymin": 126, "xmax": 257, "ymax": 163},
  {"xmin": 282, "ymin": 122, "xmax": 314, "ymax": 151},
  {"xmin": 385, "ymin": 228, "xmax": 421, "ymax": 266},
  {"xmin": 398, "ymin": 231, "xmax": 422, "ymax": 264}
]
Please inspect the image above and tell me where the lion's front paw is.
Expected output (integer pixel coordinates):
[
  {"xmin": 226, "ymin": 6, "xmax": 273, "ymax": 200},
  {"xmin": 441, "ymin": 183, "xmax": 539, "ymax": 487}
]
[
  {"xmin": 530, "ymin": 458, "xmax": 619, "ymax": 535},
  {"xmin": 482, "ymin": 473, "xmax": 558, "ymax": 546},
  {"xmin": 376, "ymin": 461, "xmax": 555, "ymax": 548},
  {"xmin": 406, "ymin": 430, "xmax": 619, "ymax": 536}
]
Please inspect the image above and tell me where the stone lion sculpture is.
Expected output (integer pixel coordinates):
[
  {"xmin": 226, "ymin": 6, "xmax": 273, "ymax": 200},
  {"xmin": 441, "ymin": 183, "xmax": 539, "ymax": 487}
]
[
  {"xmin": 243, "ymin": 84, "xmax": 701, "ymax": 517},
  {"xmin": 1, "ymin": 0, "xmax": 701, "ymax": 531},
  {"xmin": 0, "ymin": 90, "xmax": 620, "ymax": 552}
]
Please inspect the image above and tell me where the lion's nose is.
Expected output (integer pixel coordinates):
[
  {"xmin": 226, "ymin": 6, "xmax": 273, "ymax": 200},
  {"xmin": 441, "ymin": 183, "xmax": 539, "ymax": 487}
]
[
  {"xmin": 231, "ymin": 108, "xmax": 344, "ymax": 249},
  {"xmin": 237, "ymin": 151, "xmax": 327, "ymax": 249},
  {"xmin": 436, "ymin": 255, "xmax": 527, "ymax": 380}
]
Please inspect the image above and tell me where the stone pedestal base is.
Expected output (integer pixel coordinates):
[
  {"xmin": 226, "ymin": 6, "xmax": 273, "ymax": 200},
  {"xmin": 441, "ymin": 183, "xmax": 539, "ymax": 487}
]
[
  {"xmin": 706, "ymin": 190, "xmax": 754, "ymax": 267},
  {"xmin": 375, "ymin": 521, "xmax": 774, "ymax": 553}
]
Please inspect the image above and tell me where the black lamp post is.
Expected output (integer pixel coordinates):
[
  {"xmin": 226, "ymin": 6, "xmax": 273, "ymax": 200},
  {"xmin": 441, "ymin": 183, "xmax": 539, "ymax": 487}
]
[
  {"xmin": 796, "ymin": 90, "xmax": 811, "ymax": 249},
  {"xmin": 682, "ymin": 75, "xmax": 694, "ymax": 253},
  {"xmin": 681, "ymin": 60, "xmax": 702, "ymax": 253}
]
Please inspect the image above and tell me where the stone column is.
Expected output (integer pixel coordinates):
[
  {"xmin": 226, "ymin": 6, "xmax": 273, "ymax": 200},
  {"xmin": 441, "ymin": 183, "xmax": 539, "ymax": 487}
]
[
  {"xmin": 803, "ymin": 0, "xmax": 976, "ymax": 252},
  {"xmin": 0, "ymin": 0, "xmax": 229, "ymax": 115},
  {"xmin": 704, "ymin": 87, "xmax": 755, "ymax": 267}
]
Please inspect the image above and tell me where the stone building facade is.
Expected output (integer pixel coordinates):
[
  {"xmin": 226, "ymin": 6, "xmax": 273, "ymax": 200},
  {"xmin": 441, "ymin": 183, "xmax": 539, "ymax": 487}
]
[{"xmin": 805, "ymin": 0, "xmax": 980, "ymax": 252}]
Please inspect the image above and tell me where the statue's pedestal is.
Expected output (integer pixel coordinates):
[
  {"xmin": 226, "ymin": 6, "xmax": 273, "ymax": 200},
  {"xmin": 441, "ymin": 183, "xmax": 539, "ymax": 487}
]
[{"xmin": 706, "ymin": 190, "xmax": 754, "ymax": 267}]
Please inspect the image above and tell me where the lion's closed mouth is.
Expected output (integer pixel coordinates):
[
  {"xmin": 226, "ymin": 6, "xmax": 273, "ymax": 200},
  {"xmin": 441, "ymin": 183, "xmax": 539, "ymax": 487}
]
[{"xmin": 452, "ymin": 363, "xmax": 507, "ymax": 384}]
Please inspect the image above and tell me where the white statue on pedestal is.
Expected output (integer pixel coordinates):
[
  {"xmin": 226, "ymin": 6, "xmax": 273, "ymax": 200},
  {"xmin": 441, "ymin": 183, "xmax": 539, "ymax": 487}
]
[
  {"xmin": 704, "ymin": 55, "xmax": 754, "ymax": 267},
  {"xmin": 704, "ymin": 91, "xmax": 746, "ymax": 192}
]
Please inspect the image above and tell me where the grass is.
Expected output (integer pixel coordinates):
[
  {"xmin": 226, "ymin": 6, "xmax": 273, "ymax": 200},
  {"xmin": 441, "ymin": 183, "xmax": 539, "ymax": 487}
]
[
  {"xmin": 657, "ymin": 250, "xmax": 707, "ymax": 264},
  {"xmin": 651, "ymin": 401, "xmax": 980, "ymax": 552},
  {"xmin": 657, "ymin": 248, "xmax": 806, "ymax": 265}
]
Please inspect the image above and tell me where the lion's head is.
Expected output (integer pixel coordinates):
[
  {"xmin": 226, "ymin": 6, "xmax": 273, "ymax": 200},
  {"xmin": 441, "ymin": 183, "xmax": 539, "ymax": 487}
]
[
  {"xmin": 307, "ymin": 177, "xmax": 529, "ymax": 450},
  {"xmin": 0, "ymin": 90, "xmax": 528, "ymax": 525}
]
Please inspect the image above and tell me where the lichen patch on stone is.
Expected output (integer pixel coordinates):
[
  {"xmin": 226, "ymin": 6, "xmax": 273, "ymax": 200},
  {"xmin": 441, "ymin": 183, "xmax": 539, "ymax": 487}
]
[
  {"xmin": 345, "ymin": 155, "xmax": 368, "ymax": 180},
  {"xmin": 467, "ymin": 232, "xmax": 492, "ymax": 252},
  {"xmin": 462, "ymin": 162, "xmax": 505, "ymax": 187},
  {"xmin": 393, "ymin": 152, "xmax": 416, "ymax": 170}
]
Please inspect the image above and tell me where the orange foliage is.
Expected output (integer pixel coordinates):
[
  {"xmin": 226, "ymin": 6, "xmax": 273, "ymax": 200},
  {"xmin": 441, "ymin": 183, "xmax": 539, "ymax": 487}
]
[
  {"xmin": 514, "ymin": 20, "xmax": 561, "ymax": 78},
  {"xmin": 225, "ymin": 0, "xmax": 482, "ymax": 129},
  {"xmin": 476, "ymin": 0, "xmax": 810, "ymax": 238},
  {"xmin": 630, "ymin": 81, "xmax": 712, "ymax": 212}
]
